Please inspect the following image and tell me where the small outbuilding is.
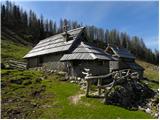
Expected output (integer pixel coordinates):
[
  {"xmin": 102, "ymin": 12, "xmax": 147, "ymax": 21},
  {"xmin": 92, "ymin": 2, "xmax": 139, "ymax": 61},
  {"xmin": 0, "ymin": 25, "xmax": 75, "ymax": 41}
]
[
  {"xmin": 60, "ymin": 42, "xmax": 114, "ymax": 77},
  {"xmin": 105, "ymin": 45, "xmax": 144, "ymax": 78}
]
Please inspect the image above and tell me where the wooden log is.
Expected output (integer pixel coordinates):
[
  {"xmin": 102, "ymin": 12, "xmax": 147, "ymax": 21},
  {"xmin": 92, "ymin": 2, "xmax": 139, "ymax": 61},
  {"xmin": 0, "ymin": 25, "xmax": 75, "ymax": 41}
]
[{"xmin": 97, "ymin": 78, "xmax": 102, "ymax": 96}]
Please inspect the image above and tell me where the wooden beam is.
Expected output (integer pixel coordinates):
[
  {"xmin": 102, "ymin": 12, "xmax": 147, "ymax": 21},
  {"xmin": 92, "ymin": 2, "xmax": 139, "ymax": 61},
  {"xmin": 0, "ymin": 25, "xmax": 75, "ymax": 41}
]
[{"xmin": 85, "ymin": 69, "xmax": 130, "ymax": 80}]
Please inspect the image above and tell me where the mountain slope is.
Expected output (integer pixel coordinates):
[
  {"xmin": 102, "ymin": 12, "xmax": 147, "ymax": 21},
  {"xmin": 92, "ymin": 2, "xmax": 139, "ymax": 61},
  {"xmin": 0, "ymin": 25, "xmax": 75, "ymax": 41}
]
[
  {"xmin": 1, "ymin": 28, "xmax": 31, "ymax": 62},
  {"xmin": 136, "ymin": 60, "xmax": 159, "ymax": 90}
]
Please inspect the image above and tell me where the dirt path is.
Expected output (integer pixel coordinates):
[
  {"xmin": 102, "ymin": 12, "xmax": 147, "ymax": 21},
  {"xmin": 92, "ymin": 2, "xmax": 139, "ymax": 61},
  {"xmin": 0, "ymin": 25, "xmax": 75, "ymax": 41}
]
[{"xmin": 69, "ymin": 93, "xmax": 85, "ymax": 104}]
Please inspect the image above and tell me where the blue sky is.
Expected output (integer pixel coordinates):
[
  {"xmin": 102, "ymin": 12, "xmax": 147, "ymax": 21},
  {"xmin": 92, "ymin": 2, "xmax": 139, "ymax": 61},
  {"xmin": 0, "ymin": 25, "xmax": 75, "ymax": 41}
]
[{"xmin": 14, "ymin": 1, "xmax": 159, "ymax": 51}]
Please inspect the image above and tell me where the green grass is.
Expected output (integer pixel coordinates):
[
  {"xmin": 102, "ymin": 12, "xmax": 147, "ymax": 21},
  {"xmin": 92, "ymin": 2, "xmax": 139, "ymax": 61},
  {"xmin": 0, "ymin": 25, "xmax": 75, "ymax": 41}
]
[
  {"xmin": 1, "ymin": 69, "xmax": 45, "ymax": 118},
  {"xmin": 144, "ymin": 69, "xmax": 159, "ymax": 81},
  {"xmin": 136, "ymin": 60, "xmax": 159, "ymax": 81},
  {"xmin": 1, "ymin": 38, "xmax": 31, "ymax": 61},
  {"xmin": 136, "ymin": 60, "xmax": 159, "ymax": 90},
  {"xmin": 1, "ymin": 69, "xmax": 153, "ymax": 119},
  {"xmin": 39, "ymin": 74, "xmax": 152, "ymax": 119}
]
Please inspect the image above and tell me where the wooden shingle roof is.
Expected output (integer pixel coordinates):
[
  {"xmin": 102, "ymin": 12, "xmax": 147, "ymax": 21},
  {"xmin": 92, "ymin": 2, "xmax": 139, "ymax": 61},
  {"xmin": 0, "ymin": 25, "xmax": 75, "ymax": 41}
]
[
  {"xmin": 23, "ymin": 27, "xmax": 85, "ymax": 58},
  {"xmin": 60, "ymin": 42, "xmax": 115, "ymax": 61},
  {"xmin": 105, "ymin": 45, "xmax": 135, "ymax": 59}
]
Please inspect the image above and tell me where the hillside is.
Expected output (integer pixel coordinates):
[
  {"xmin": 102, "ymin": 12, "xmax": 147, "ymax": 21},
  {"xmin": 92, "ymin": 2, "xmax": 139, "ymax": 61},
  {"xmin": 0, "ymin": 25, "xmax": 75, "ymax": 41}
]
[
  {"xmin": 1, "ymin": 27, "xmax": 31, "ymax": 62},
  {"xmin": 136, "ymin": 60, "xmax": 159, "ymax": 90}
]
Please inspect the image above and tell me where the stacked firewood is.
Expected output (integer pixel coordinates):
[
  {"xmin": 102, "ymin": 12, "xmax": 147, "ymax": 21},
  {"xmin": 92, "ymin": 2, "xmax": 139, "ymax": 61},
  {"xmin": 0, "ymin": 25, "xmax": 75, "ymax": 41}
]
[{"xmin": 2, "ymin": 60, "xmax": 27, "ymax": 70}]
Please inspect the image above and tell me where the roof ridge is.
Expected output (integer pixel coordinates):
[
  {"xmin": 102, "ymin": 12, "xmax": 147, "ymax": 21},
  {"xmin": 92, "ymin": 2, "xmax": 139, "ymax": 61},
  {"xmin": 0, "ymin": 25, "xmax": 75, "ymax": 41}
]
[
  {"xmin": 39, "ymin": 27, "xmax": 85, "ymax": 43},
  {"xmin": 67, "ymin": 27, "xmax": 85, "ymax": 33},
  {"xmin": 81, "ymin": 42, "xmax": 97, "ymax": 59}
]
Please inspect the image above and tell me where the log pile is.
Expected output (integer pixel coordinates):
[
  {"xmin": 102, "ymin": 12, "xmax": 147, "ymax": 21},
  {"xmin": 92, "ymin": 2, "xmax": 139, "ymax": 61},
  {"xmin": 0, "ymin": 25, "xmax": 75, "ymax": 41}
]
[{"xmin": 2, "ymin": 60, "xmax": 27, "ymax": 70}]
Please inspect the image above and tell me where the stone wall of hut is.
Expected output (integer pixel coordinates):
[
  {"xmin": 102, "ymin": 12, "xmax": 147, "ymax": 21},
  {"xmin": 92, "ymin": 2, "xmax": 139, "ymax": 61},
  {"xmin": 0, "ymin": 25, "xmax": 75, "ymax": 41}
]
[
  {"xmin": 109, "ymin": 61, "xmax": 119, "ymax": 72},
  {"xmin": 27, "ymin": 53, "xmax": 67, "ymax": 71},
  {"xmin": 42, "ymin": 54, "xmax": 66, "ymax": 71}
]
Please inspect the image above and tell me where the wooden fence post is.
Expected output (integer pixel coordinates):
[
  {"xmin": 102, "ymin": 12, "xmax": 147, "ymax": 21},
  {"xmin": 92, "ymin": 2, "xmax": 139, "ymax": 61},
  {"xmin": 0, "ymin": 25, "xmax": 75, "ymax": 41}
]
[
  {"xmin": 104, "ymin": 89, "xmax": 109, "ymax": 104},
  {"xmin": 86, "ymin": 80, "xmax": 91, "ymax": 97},
  {"xmin": 98, "ymin": 78, "xmax": 102, "ymax": 96}
]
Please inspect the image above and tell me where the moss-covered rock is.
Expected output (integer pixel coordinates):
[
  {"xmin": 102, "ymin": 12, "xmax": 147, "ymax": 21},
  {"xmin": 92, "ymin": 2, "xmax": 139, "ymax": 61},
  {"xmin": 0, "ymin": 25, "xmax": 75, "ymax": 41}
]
[{"xmin": 105, "ymin": 79, "xmax": 155, "ymax": 109}]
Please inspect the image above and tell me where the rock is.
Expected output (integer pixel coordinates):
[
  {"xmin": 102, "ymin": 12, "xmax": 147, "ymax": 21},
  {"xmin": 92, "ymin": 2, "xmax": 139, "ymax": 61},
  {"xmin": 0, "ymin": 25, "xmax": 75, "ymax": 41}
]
[
  {"xmin": 79, "ymin": 80, "xmax": 86, "ymax": 85},
  {"xmin": 77, "ymin": 77, "xmax": 81, "ymax": 81},
  {"xmin": 57, "ymin": 71, "xmax": 66, "ymax": 75},
  {"xmin": 138, "ymin": 106, "xmax": 144, "ymax": 111},
  {"xmin": 41, "ymin": 104, "xmax": 52, "ymax": 108},
  {"xmin": 106, "ymin": 85, "xmax": 133, "ymax": 108},
  {"xmin": 70, "ymin": 80, "xmax": 75, "ymax": 83},
  {"xmin": 145, "ymin": 108, "xmax": 151, "ymax": 113},
  {"xmin": 154, "ymin": 113, "xmax": 158, "ymax": 118},
  {"xmin": 90, "ymin": 91, "xmax": 98, "ymax": 96},
  {"xmin": 145, "ymin": 82, "xmax": 148, "ymax": 85},
  {"xmin": 104, "ymin": 78, "xmax": 155, "ymax": 109}
]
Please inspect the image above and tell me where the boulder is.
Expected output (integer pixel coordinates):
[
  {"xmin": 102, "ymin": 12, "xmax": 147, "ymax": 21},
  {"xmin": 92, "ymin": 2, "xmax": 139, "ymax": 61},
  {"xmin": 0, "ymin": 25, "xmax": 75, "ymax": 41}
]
[
  {"xmin": 104, "ymin": 79, "xmax": 155, "ymax": 109},
  {"xmin": 145, "ymin": 108, "xmax": 151, "ymax": 113}
]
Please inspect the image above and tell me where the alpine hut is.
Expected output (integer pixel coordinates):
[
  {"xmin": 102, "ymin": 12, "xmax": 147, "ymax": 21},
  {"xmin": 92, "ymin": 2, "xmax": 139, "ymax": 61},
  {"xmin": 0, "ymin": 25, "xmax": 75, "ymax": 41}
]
[
  {"xmin": 105, "ymin": 45, "xmax": 144, "ymax": 78},
  {"xmin": 24, "ymin": 27, "xmax": 114, "ymax": 78}
]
